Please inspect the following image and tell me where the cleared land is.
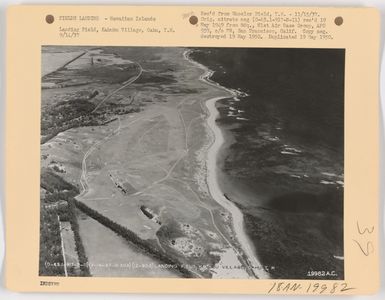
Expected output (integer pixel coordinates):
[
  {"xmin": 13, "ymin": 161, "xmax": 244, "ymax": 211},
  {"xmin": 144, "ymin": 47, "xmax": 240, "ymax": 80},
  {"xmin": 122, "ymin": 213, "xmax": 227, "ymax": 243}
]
[
  {"xmin": 77, "ymin": 211, "xmax": 179, "ymax": 277},
  {"xmin": 40, "ymin": 47, "xmax": 252, "ymax": 278},
  {"xmin": 60, "ymin": 221, "xmax": 81, "ymax": 275}
]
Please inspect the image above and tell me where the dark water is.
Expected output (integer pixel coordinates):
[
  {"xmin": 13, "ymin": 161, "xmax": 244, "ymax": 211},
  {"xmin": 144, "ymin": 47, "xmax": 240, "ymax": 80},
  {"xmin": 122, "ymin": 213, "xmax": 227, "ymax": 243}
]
[{"xmin": 191, "ymin": 48, "xmax": 345, "ymax": 279}]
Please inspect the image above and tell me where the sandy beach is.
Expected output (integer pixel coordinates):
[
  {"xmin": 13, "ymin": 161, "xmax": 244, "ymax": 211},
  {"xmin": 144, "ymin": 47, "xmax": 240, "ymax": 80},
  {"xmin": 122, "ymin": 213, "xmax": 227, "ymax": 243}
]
[
  {"xmin": 184, "ymin": 50, "xmax": 269, "ymax": 279},
  {"xmin": 40, "ymin": 46, "xmax": 344, "ymax": 279},
  {"xmin": 41, "ymin": 46, "xmax": 271, "ymax": 278},
  {"xmin": 188, "ymin": 47, "xmax": 345, "ymax": 279}
]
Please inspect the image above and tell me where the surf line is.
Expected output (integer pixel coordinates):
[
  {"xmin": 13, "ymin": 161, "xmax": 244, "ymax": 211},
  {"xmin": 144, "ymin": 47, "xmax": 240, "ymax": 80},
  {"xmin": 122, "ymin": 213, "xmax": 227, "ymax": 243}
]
[{"xmin": 183, "ymin": 49, "xmax": 269, "ymax": 279}]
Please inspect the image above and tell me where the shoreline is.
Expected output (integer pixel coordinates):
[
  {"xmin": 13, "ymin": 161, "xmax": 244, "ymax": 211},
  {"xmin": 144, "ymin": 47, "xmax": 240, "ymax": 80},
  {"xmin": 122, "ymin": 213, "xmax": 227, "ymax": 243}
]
[
  {"xmin": 183, "ymin": 49, "xmax": 269, "ymax": 279},
  {"xmin": 40, "ymin": 46, "xmax": 345, "ymax": 279}
]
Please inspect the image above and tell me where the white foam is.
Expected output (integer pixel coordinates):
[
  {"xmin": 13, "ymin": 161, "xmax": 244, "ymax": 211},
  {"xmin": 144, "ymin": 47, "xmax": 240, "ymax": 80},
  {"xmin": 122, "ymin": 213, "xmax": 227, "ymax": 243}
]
[
  {"xmin": 290, "ymin": 175, "xmax": 301, "ymax": 178},
  {"xmin": 333, "ymin": 255, "xmax": 344, "ymax": 260},
  {"xmin": 320, "ymin": 180, "xmax": 335, "ymax": 185},
  {"xmin": 266, "ymin": 136, "xmax": 279, "ymax": 142},
  {"xmin": 322, "ymin": 172, "xmax": 338, "ymax": 177},
  {"xmin": 184, "ymin": 49, "xmax": 269, "ymax": 279},
  {"xmin": 284, "ymin": 147, "xmax": 302, "ymax": 153},
  {"xmin": 281, "ymin": 151, "xmax": 298, "ymax": 155}
]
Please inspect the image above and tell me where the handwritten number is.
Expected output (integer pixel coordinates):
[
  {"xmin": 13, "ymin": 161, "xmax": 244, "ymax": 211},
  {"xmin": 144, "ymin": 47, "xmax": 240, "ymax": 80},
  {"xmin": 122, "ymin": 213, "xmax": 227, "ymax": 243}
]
[
  {"xmin": 352, "ymin": 240, "xmax": 374, "ymax": 256},
  {"xmin": 330, "ymin": 283, "xmax": 338, "ymax": 294},
  {"xmin": 356, "ymin": 221, "xmax": 374, "ymax": 235},
  {"xmin": 267, "ymin": 283, "xmax": 276, "ymax": 293},
  {"xmin": 354, "ymin": 221, "xmax": 374, "ymax": 256},
  {"xmin": 340, "ymin": 283, "xmax": 356, "ymax": 292},
  {"xmin": 268, "ymin": 282, "xmax": 355, "ymax": 294}
]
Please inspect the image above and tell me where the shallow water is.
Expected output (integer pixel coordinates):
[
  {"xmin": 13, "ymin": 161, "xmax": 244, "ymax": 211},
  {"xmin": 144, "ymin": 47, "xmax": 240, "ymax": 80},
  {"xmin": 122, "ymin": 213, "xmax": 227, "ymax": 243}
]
[{"xmin": 191, "ymin": 48, "xmax": 345, "ymax": 279}]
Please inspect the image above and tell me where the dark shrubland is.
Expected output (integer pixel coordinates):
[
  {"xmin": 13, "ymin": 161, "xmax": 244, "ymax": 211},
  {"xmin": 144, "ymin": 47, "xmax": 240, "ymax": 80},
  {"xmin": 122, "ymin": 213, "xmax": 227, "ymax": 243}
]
[{"xmin": 39, "ymin": 170, "xmax": 90, "ymax": 276}]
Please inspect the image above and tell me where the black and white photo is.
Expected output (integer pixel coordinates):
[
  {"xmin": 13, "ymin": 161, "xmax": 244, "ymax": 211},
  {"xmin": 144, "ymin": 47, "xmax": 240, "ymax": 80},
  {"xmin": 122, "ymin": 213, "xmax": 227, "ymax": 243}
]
[{"xmin": 39, "ymin": 46, "xmax": 345, "ymax": 279}]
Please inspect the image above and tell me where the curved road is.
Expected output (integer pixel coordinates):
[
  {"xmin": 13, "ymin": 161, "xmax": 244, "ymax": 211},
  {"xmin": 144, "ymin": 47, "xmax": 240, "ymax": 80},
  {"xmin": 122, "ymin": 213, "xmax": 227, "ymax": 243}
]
[
  {"xmin": 77, "ymin": 61, "xmax": 143, "ymax": 198},
  {"xmin": 75, "ymin": 49, "xmax": 268, "ymax": 279}
]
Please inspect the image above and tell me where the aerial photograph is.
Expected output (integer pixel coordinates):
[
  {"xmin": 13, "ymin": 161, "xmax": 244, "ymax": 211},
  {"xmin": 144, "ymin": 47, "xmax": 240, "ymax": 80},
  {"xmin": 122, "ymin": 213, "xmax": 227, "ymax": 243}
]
[{"xmin": 40, "ymin": 46, "xmax": 345, "ymax": 279}]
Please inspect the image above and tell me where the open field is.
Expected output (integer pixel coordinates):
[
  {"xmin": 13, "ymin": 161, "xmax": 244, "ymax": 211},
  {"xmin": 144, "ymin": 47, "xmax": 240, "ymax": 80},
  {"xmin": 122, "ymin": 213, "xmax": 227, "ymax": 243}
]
[
  {"xmin": 60, "ymin": 221, "xmax": 81, "ymax": 275},
  {"xmin": 77, "ymin": 211, "xmax": 179, "ymax": 277},
  {"xmin": 40, "ymin": 46, "xmax": 344, "ymax": 279},
  {"xmin": 42, "ymin": 50, "xmax": 85, "ymax": 77},
  {"xmin": 40, "ymin": 46, "xmax": 254, "ymax": 278}
]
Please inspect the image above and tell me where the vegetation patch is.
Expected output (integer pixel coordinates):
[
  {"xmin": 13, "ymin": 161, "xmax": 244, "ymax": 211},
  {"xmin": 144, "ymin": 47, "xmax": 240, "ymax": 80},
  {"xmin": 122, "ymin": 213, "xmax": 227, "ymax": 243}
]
[
  {"xmin": 39, "ymin": 170, "xmax": 90, "ymax": 276},
  {"xmin": 74, "ymin": 200, "xmax": 194, "ymax": 278}
]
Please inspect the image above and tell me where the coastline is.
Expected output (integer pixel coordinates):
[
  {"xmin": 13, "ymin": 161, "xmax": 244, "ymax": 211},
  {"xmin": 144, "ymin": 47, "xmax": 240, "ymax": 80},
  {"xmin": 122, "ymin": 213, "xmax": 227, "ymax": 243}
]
[
  {"xmin": 40, "ymin": 46, "xmax": 345, "ymax": 279},
  {"xmin": 188, "ymin": 48, "xmax": 344, "ymax": 279},
  {"xmin": 183, "ymin": 49, "xmax": 269, "ymax": 279}
]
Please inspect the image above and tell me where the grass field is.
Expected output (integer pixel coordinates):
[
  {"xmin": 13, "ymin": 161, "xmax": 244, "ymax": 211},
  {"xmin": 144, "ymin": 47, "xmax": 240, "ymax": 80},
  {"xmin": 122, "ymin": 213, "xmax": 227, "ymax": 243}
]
[{"xmin": 41, "ymin": 47, "xmax": 243, "ymax": 278}]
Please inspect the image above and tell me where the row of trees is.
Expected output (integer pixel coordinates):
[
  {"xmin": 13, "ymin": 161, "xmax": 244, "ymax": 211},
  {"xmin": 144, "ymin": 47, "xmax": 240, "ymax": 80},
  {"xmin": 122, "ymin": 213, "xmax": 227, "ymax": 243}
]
[
  {"xmin": 40, "ymin": 170, "xmax": 90, "ymax": 277},
  {"xmin": 40, "ymin": 171, "xmax": 196, "ymax": 278},
  {"xmin": 74, "ymin": 200, "xmax": 195, "ymax": 278},
  {"xmin": 39, "ymin": 202, "xmax": 66, "ymax": 277},
  {"xmin": 65, "ymin": 197, "xmax": 91, "ymax": 276}
]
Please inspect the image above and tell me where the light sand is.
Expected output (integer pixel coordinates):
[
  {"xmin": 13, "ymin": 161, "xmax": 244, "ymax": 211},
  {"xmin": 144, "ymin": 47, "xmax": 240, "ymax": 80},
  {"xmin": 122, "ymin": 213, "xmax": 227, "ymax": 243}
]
[{"xmin": 184, "ymin": 50, "xmax": 270, "ymax": 279}]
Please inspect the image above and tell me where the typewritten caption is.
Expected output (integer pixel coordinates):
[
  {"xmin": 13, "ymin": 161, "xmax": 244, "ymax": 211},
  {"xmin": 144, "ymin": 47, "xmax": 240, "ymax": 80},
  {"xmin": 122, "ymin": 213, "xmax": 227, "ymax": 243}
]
[
  {"xmin": 198, "ymin": 10, "xmax": 334, "ymax": 41},
  {"xmin": 57, "ymin": 9, "xmax": 335, "ymax": 41}
]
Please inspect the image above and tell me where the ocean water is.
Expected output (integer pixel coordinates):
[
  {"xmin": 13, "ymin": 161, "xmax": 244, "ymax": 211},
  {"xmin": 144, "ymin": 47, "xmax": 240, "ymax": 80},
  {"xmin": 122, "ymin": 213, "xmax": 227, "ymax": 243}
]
[{"xmin": 191, "ymin": 48, "xmax": 345, "ymax": 279}]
